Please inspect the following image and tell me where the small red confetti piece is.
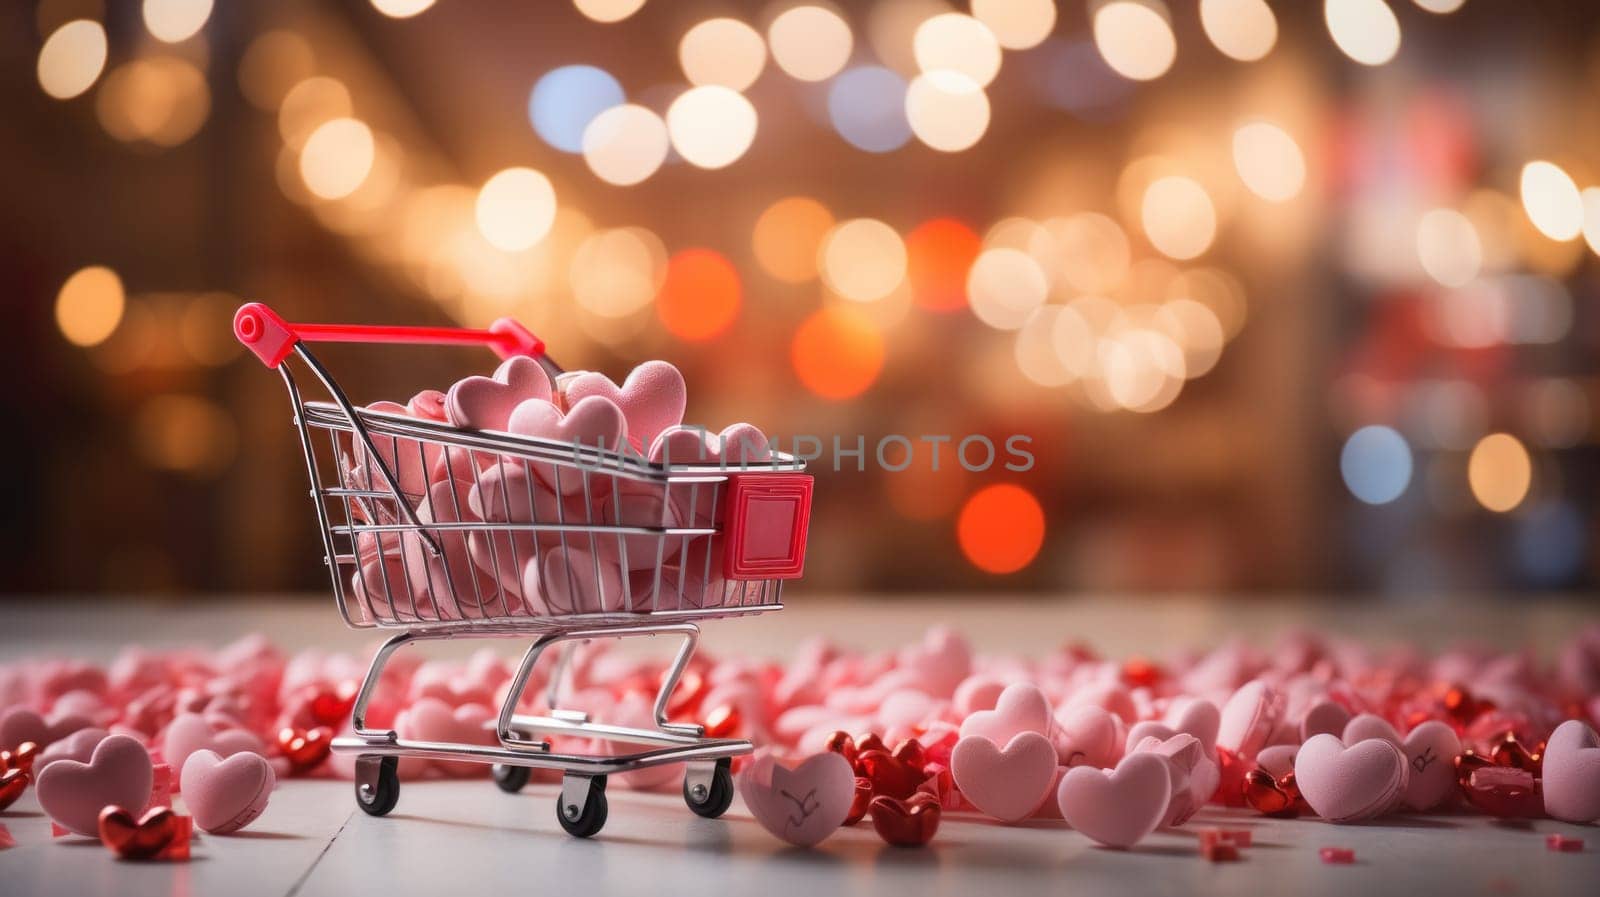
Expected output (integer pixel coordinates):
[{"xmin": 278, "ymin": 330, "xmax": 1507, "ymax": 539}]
[
  {"xmin": 1224, "ymin": 828, "xmax": 1253, "ymax": 848},
  {"xmin": 1546, "ymin": 834, "xmax": 1583, "ymax": 852},
  {"xmin": 0, "ymin": 823, "xmax": 15, "ymax": 849},
  {"xmin": 1197, "ymin": 828, "xmax": 1226, "ymax": 849},
  {"xmin": 51, "ymin": 821, "xmax": 70, "ymax": 839},
  {"xmin": 1320, "ymin": 847, "xmax": 1355, "ymax": 865},
  {"xmin": 1203, "ymin": 841, "xmax": 1240, "ymax": 862}
]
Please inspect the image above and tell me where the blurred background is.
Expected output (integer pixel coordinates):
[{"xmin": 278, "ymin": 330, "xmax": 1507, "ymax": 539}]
[{"xmin": 1, "ymin": 0, "xmax": 1596, "ymax": 598}]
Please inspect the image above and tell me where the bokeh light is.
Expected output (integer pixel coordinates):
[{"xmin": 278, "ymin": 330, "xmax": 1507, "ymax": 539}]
[
  {"xmin": 1015, "ymin": 307, "xmax": 1074, "ymax": 386},
  {"xmin": 1341, "ymin": 425, "xmax": 1413, "ymax": 505},
  {"xmin": 1468, "ymin": 433, "xmax": 1532, "ymax": 513},
  {"xmin": 571, "ymin": 227, "xmax": 666, "ymax": 319},
  {"xmin": 1050, "ymin": 212, "xmax": 1131, "ymax": 293},
  {"xmin": 133, "ymin": 394, "xmax": 237, "ymax": 476},
  {"xmin": 666, "ymin": 85, "xmax": 759, "ymax": 169},
  {"xmin": 791, "ymin": 306, "xmax": 885, "ymax": 400},
  {"xmin": 581, "ymin": 104, "xmax": 669, "ymax": 185},
  {"xmin": 1157, "ymin": 298, "xmax": 1226, "ymax": 378},
  {"xmin": 529, "ymin": 65, "xmax": 625, "ymax": 154},
  {"xmin": 906, "ymin": 218, "xmax": 981, "ymax": 312},
  {"xmin": 1200, "ymin": 0, "xmax": 1278, "ymax": 62},
  {"xmin": 1415, "ymin": 208, "xmax": 1482, "ymax": 287},
  {"xmin": 370, "ymin": 0, "xmax": 437, "ymax": 18},
  {"xmin": 906, "ymin": 70, "xmax": 990, "ymax": 152},
  {"xmin": 828, "ymin": 66, "xmax": 912, "ymax": 152},
  {"xmin": 768, "ymin": 5, "xmax": 853, "ymax": 82},
  {"xmin": 1167, "ymin": 266, "xmax": 1247, "ymax": 339},
  {"xmin": 657, "ymin": 248, "xmax": 741, "ymax": 341},
  {"xmin": 574, "ymin": 0, "xmax": 647, "ymax": 24},
  {"xmin": 1412, "ymin": 0, "xmax": 1466, "ymax": 12},
  {"xmin": 299, "ymin": 118, "xmax": 376, "ymax": 200},
  {"xmin": 679, "ymin": 18, "xmax": 767, "ymax": 90},
  {"xmin": 37, "ymin": 19, "xmax": 106, "ymax": 100},
  {"xmin": 971, "ymin": 0, "xmax": 1056, "ymax": 51},
  {"xmin": 238, "ymin": 31, "xmax": 316, "ymax": 111},
  {"xmin": 1232, "ymin": 121, "xmax": 1306, "ymax": 202},
  {"xmin": 1325, "ymin": 0, "xmax": 1402, "ymax": 67},
  {"xmin": 958, "ymin": 484, "xmax": 1045, "ymax": 574},
  {"xmin": 278, "ymin": 76, "xmax": 352, "ymax": 148},
  {"xmin": 968, "ymin": 248, "xmax": 1048, "ymax": 330},
  {"xmin": 1141, "ymin": 176, "xmax": 1218, "ymax": 260},
  {"xmin": 143, "ymin": 0, "xmax": 212, "ymax": 42},
  {"xmin": 914, "ymin": 13, "xmax": 1002, "ymax": 87},
  {"xmin": 1581, "ymin": 187, "xmax": 1600, "ymax": 256},
  {"xmin": 1520, "ymin": 160, "xmax": 1583, "ymax": 241},
  {"xmin": 1092, "ymin": 0, "xmax": 1177, "ymax": 82},
  {"xmin": 474, "ymin": 168, "xmax": 558, "ymax": 252},
  {"xmin": 753, "ymin": 196, "xmax": 834, "ymax": 284},
  {"xmin": 821, "ymin": 218, "xmax": 908, "ymax": 302},
  {"xmin": 1097, "ymin": 327, "xmax": 1185, "ymax": 412},
  {"xmin": 95, "ymin": 56, "xmax": 211, "ymax": 147},
  {"xmin": 55, "ymin": 266, "xmax": 124, "ymax": 347}
]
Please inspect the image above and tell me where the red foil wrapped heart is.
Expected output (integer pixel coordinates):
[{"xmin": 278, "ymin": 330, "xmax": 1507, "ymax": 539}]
[
  {"xmin": 0, "ymin": 769, "xmax": 27, "ymax": 811},
  {"xmin": 869, "ymin": 792, "xmax": 941, "ymax": 847},
  {"xmin": 307, "ymin": 681, "xmax": 359, "ymax": 728},
  {"xmin": 824, "ymin": 731, "xmax": 859, "ymax": 769},
  {"xmin": 856, "ymin": 747, "xmax": 925, "ymax": 801},
  {"xmin": 277, "ymin": 726, "xmax": 333, "ymax": 774},
  {"xmin": 0, "ymin": 741, "xmax": 38, "ymax": 778},
  {"xmin": 1213, "ymin": 747, "xmax": 1250, "ymax": 807},
  {"xmin": 1243, "ymin": 769, "xmax": 1304, "ymax": 818},
  {"xmin": 98, "ymin": 805, "xmax": 181, "ymax": 860},
  {"xmin": 1463, "ymin": 767, "xmax": 1543, "ymax": 818},
  {"xmin": 844, "ymin": 776, "xmax": 873, "ymax": 825},
  {"xmin": 701, "ymin": 704, "xmax": 741, "ymax": 739}
]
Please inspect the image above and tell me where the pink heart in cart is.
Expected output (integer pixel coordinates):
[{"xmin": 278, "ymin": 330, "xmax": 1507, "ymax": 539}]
[
  {"xmin": 446, "ymin": 355, "xmax": 553, "ymax": 431},
  {"xmin": 1, "ymin": 706, "xmax": 94, "ymax": 750},
  {"xmin": 1400, "ymin": 720, "xmax": 1461, "ymax": 812},
  {"xmin": 181, "ymin": 749, "xmax": 275, "ymax": 834},
  {"xmin": 533, "ymin": 543, "xmax": 657, "ymax": 615},
  {"xmin": 408, "ymin": 389, "xmax": 448, "ymax": 422},
  {"xmin": 1216, "ymin": 680, "xmax": 1282, "ymax": 761},
  {"xmin": 1300, "ymin": 700, "xmax": 1352, "ymax": 742},
  {"xmin": 162, "ymin": 713, "xmax": 267, "ymax": 786},
  {"xmin": 1052, "ymin": 704, "xmax": 1121, "ymax": 769},
  {"xmin": 346, "ymin": 401, "xmax": 440, "ymax": 501},
  {"xmin": 402, "ymin": 478, "xmax": 510, "ymax": 620},
  {"xmin": 508, "ymin": 396, "xmax": 627, "ymax": 454},
  {"xmin": 349, "ymin": 533, "xmax": 410, "ymax": 623},
  {"xmin": 394, "ymin": 698, "xmax": 497, "ymax": 778},
  {"xmin": 467, "ymin": 464, "xmax": 587, "ymax": 600},
  {"xmin": 959, "ymin": 682, "xmax": 1052, "ymax": 747},
  {"xmin": 951, "ymin": 731, "xmax": 1057, "ymax": 823},
  {"xmin": 1293, "ymin": 733, "xmax": 1408, "ymax": 823},
  {"xmin": 1056, "ymin": 752, "xmax": 1172, "ymax": 848},
  {"xmin": 1542, "ymin": 719, "xmax": 1600, "ymax": 823},
  {"xmin": 600, "ymin": 479, "xmax": 690, "ymax": 571},
  {"xmin": 1129, "ymin": 733, "xmax": 1206, "ymax": 827},
  {"xmin": 37, "ymin": 727, "xmax": 109, "ymax": 773},
  {"xmin": 739, "ymin": 751, "xmax": 855, "ymax": 847},
  {"xmin": 648, "ymin": 423, "xmax": 771, "ymax": 466},
  {"xmin": 35, "ymin": 734, "xmax": 154, "ymax": 837},
  {"xmin": 562, "ymin": 361, "xmax": 686, "ymax": 453},
  {"xmin": 1162, "ymin": 697, "xmax": 1221, "ymax": 755}
]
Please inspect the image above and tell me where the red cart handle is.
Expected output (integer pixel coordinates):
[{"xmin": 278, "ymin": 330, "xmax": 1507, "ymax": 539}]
[{"xmin": 233, "ymin": 302, "xmax": 545, "ymax": 369}]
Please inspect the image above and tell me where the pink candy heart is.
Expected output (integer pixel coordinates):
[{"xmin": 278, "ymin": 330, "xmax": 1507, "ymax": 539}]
[
  {"xmin": 401, "ymin": 477, "xmax": 510, "ymax": 619},
  {"xmin": 738, "ymin": 751, "xmax": 855, "ymax": 847},
  {"xmin": 959, "ymin": 682, "xmax": 1051, "ymax": 747},
  {"xmin": 1400, "ymin": 720, "xmax": 1461, "ymax": 812},
  {"xmin": 1294, "ymin": 733, "xmax": 1409, "ymax": 823},
  {"xmin": 347, "ymin": 400, "xmax": 440, "ymax": 501},
  {"xmin": 1216, "ymin": 679, "xmax": 1282, "ymax": 761},
  {"xmin": 446, "ymin": 356, "xmax": 553, "ymax": 431},
  {"xmin": 181, "ymin": 749, "xmax": 275, "ymax": 834},
  {"xmin": 1053, "ymin": 704, "xmax": 1120, "ymax": 769},
  {"xmin": 562, "ymin": 361, "xmax": 686, "ymax": 453},
  {"xmin": 1300, "ymin": 699, "xmax": 1352, "ymax": 742},
  {"xmin": 36, "ymin": 727, "xmax": 109, "ymax": 773},
  {"xmin": 1162, "ymin": 697, "xmax": 1221, "ymax": 755},
  {"xmin": 1056, "ymin": 752, "xmax": 1172, "ymax": 848},
  {"xmin": 0, "ymin": 705, "xmax": 93, "ymax": 750},
  {"xmin": 35, "ymin": 733, "xmax": 153, "ymax": 836},
  {"xmin": 1130, "ymin": 733, "xmax": 1209, "ymax": 827},
  {"xmin": 1341, "ymin": 713, "xmax": 1401, "ymax": 747},
  {"xmin": 951, "ymin": 731, "xmax": 1058, "ymax": 823},
  {"xmin": 1543, "ymin": 719, "xmax": 1600, "ymax": 823},
  {"xmin": 649, "ymin": 423, "xmax": 770, "ymax": 465},
  {"xmin": 162, "ymin": 712, "xmax": 267, "ymax": 786},
  {"xmin": 394, "ymin": 698, "xmax": 496, "ymax": 778}
]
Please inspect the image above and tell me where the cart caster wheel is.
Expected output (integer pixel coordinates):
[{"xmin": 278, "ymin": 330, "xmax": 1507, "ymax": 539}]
[
  {"xmin": 493, "ymin": 763, "xmax": 531, "ymax": 794},
  {"xmin": 683, "ymin": 758, "xmax": 735, "ymax": 819},
  {"xmin": 355, "ymin": 756, "xmax": 400, "ymax": 817},
  {"xmin": 556, "ymin": 775, "xmax": 608, "ymax": 838}
]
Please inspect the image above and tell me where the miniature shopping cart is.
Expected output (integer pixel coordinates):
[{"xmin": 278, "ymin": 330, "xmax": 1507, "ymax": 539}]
[{"xmin": 234, "ymin": 302, "xmax": 812, "ymax": 837}]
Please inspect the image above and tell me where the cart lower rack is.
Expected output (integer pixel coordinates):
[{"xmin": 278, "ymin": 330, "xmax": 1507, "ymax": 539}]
[{"xmin": 234, "ymin": 303, "xmax": 813, "ymax": 837}]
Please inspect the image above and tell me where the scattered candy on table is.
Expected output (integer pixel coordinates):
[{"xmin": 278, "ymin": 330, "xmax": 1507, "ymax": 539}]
[
  {"xmin": 1320, "ymin": 847, "xmax": 1356, "ymax": 865},
  {"xmin": 1545, "ymin": 834, "xmax": 1583, "ymax": 853}
]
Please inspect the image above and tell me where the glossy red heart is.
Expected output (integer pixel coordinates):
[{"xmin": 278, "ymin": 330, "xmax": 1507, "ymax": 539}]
[
  {"xmin": 844, "ymin": 776, "xmax": 872, "ymax": 825},
  {"xmin": 1213, "ymin": 746, "xmax": 1250, "ymax": 807},
  {"xmin": 1462, "ymin": 766, "xmax": 1544, "ymax": 818},
  {"xmin": 824, "ymin": 731, "xmax": 859, "ymax": 769},
  {"xmin": 0, "ymin": 768, "xmax": 26, "ymax": 810},
  {"xmin": 869, "ymin": 792, "xmax": 941, "ymax": 847},
  {"xmin": 856, "ymin": 748, "xmax": 924, "ymax": 800},
  {"xmin": 308, "ymin": 681, "xmax": 359, "ymax": 728},
  {"xmin": 0, "ymin": 741, "xmax": 38, "ymax": 777},
  {"xmin": 98, "ymin": 805, "xmax": 178, "ymax": 860},
  {"xmin": 702, "ymin": 705, "xmax": 742, "ymax": 739},
  {"xmin": 277, "ymin": 726, "xmax": 333, "ymax": 774},
  {"xmin": 1243, "ymin": 768, "xmax": 1297, "ymax": 817}
]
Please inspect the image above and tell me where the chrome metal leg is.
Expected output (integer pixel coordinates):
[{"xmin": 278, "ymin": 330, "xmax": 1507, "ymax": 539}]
[
  {"xmin": 496, "ymin": 631, "xmax": 565, "ymax": 746},
  {"xmin": 653, "ymin": 626, "xmax": 706, "ymax": 737},
  {"xmin": 352, "ymin": 630, "xmax": 423, "ymax": 739}
]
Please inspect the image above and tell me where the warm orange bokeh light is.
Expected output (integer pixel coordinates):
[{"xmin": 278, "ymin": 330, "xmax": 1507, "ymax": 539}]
[
  {"xmin": 886, "ymin": 446, "xmax": 970, "ymax": 521},
  {"xmin": 957, "ymin": 483, "xmax": 1045, "ymax": 574},
  {"xmin": 753, "ymin": 196, "xmax": 834, "ymax": 284},
  {"xmin": 790, "ymin": 306, "xmax": 886, "ymax": 400},
  {"xmin": 906, "ymin": 217, "xmax": 981, "ymax": 312},
  {"xmin": 657, "ymin": 248, "xmax": 741, "ymax": 341}
]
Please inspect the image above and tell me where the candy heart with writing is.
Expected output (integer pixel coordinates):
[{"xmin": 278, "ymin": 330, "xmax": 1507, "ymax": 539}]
[
  {"xmin": 1056, "ymin": 752, "xmax": 1172, "ymax": 848},
  {"xmin": 1399, "ymin": 720, "xmax": 1461, "ymax": 811},
  {"xmin": 162, "ymin": 713, "xmax": 267, "ymax": 785},
  {"xmin": 1293, "ymin": 733, "xmax": 1408, "ymax": 823},
  {"xmin": 1053, "ymin": 704, "xmax": 1120, "ymax": 769},
  {"xmin": 739, "ymin": 751, "xmax": 855, "ymax": 847},
  {"xmin": 97, "ymin": 805, "xmax": 179, "ymax": 859},
  {"xmin": 1542, "ymin": 719, "xmax": 1600, "ymax": 823},
  {"xmin": 959, "ymin": 682, "xmax": 1052, "ymax": 747},
  {"xmin": 181, "ymin": 749, "xmax": 275, "ymax": 834},
  {"xmin": 950, "ymin": 732, "xmax": 1057, "ymax": 823},
  {"xmin": 35, "ymin": 734, "xmax": 153, "ymax": 836},
  {"xmin": 446, "ymin": 356, "xmax": 553, "ymax": 431},
  {"xmin": 868, "ymin": 792, "xmax": 941, "ymax": 847},
  {"xmin": 562, "ymin": 361, "xmax": 685, "ymax": 453}
]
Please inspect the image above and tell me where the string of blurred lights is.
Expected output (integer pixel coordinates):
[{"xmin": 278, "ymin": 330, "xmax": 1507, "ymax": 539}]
[{"xmin": 27, "ymin": 0, "xmax": 1598, "ymax": 583}]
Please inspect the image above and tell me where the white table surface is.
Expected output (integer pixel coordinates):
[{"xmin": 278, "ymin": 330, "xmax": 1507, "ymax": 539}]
[{"xmin": 2, "ymin": 595, "xmax": 1598, "ymax": 897}]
